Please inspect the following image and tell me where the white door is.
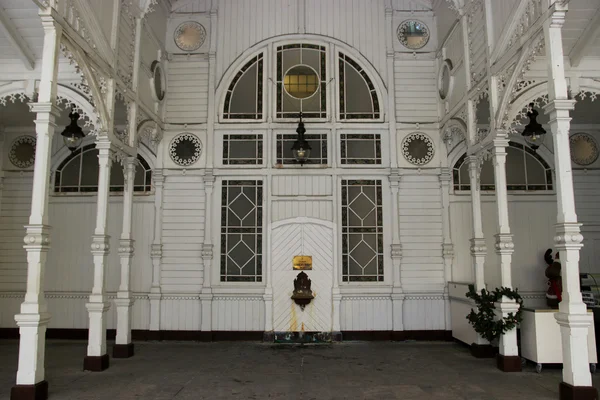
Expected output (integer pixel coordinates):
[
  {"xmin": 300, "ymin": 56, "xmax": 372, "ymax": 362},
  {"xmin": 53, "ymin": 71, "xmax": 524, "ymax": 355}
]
[{"xmin": 271, "ymin": 220, "xmax": 334, "ymax": 332}]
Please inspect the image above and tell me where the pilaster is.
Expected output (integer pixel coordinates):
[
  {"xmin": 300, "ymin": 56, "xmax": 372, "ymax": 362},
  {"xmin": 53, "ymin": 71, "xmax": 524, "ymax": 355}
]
[
  {"xmin": 389, "ymin": 168, "xmax": 404, "ymax": 331},
  {"xmin": 149, "ymin": 169, "xmax": 164, "ymax": 332},
  {"xmin": 440, "ymin": 168, "xmax": 454, "ymax": 330},
  {"xmin": 544, "ymin": 3, "xmax": 594, "ymax": 392},
  {"xmin": 467, "ymin": 156, "xmax": 486, "ymax": 292},
  {"xmin": 114, "ymin": 157, "xmax": 137, "ymax": 358},
  {"xmin": 84, "ymin": 138, "xmax": 113, "ymax": 372},
  {"xmin": 12, "ymin": 14, "xmax": 61, "ymax": 400},
  {"xmin": 200, "ymin": 169, "xmax": 215, "ymax": 332}
]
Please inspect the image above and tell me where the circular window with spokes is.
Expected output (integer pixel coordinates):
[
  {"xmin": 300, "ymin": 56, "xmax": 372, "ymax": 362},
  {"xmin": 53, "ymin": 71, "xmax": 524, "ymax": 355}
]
[{"xmin": 283, "ymin": 65, "xmax": 320, "ymax": 100}]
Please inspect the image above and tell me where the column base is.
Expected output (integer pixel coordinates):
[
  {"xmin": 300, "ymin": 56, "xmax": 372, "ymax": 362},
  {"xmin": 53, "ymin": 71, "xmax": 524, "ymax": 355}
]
[
  {"xmin": 83, "ymin": 354, "xmax": 109, "ymax": 371},
  {"xmin": 559, "ymin": 382, "xmax": 598, "ymax": 400},
  {"xmin": 470, "ymin": 343, "xmax": 497, "ymax": 358},
  {"xmin": 262, "ymin": 331, "xmax": 275, "ymax": 342},
  {"xmin": 112, "ymin": 343, "xmax": 134, "ymax": 358},
  {"xmin": 496, "ymin": 354, "xmax": 522, "ymax": 372},
  {"xmin": 10, "ymin": 381, "xmax": 48, "ymax": 400}
]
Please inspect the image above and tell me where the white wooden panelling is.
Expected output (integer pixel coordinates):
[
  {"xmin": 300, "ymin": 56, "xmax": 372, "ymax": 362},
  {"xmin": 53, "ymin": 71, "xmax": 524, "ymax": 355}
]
[
  {"xmin": 160, "ymin": 297, "xmax": 202, "ymax": 330},
  {"xmin": 272, "ymin": 200, "xmax": 333, "ymax": 222},
  {"xmin": 88, "ymin": 0, "xmax": 115, "ymax": 49},
  {"xmin": 450, "ymin": 197, "xmax": 557, "ymax": 292},
  {"xmin": 394, "ymin": 60, "xmax": 438, "ymax": 122},
  {"xmin": 161, "ymin": 176, "xmax": 205, "ymax": 293},
  {"xmin": 0, "ymin": 1, "xmax": 44, "ymax": 63},
  {"xmin": 574, "ymin": 172, "xmax": 600, "ymax": 227},
  {"xmin": 399, "ymin": 175, "xmax": 445, "ymax": 290},
  {"xmin": 272, "ymin": 222, "xmax": 333, "ymax": 332},
  {"xmin": 340, "ymin": 297, "xmax": 392, "ymax": 331},
  {"xmin": 271, "ymin": 175, "xmax": 332, "ymax": 197},
  {"xmin": 117, "ymin": 12, "xmax": 135, "ymax": 86},
  {"xmin": 166, "ymin": 58, "xmax": 209, "ymax": 124},
  {"xmin": 212, "ymin": 297, "xmax": 265, "ymax": 331},
  {"xmin": 444, "ymin": 20, "xmax": 463, "ymax": 66},
  {"xmin": 172, "ymin": 0, "xmax": 211, "ymax": 13},
  {"xmin": 402, "ymin": 296, "xmax": 446, "ymax": 330},
  {"xmin": 433, "ymin": 0, "xmax": 459, "ymax": 48},
  {"xmin": 392, "ymin": 0, "xmax": 431, "ymax": 11},
  {"xmin": 468, "ymin": 3, "xmax": 486, "ymax": 84},
  {"xmin": 0, "ymin": 296, "xmax": 21, "ymax": 327},
  {"xmin": 490, "ymin": 0, "xmax": 519, "ymax": 53}
]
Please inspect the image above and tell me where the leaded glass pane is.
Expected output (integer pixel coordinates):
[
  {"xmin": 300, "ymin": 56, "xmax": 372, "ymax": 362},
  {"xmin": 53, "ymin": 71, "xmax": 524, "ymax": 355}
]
[
  {"xmin": 341, "ymin": 180, "xmax": 384, "ymax": 282},
  {"xmin": 223, "ymin": 54, "xmax": 263, "ymax": 120},
  {"xmin": 339, "ymin": 53, "xmax": 380, "ymax": 120},
  {"xmin": 276, "ymin": 133, "xmax": 327, "ymax": 165},
  {"xmin": 340, "ymin": 134, "xmax": 381, "ymax": 164},
  {"xmin": 220, "ymin": 180, "xmax": 263, "ymax": 282},
  {"xmin": 223, "ymin": 134, "xmax": 263, "ymax": 165}
]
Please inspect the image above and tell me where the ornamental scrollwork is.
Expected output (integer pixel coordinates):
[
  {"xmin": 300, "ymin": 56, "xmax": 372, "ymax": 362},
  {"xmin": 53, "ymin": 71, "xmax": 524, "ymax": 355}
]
[
  {"xmin": 9, "ymin": 136, "xmax": 36, "ymax": 169},
  {"xmin": 169, "ymin": 133, "xmax": 202, "ymax": 166},
  {"xmin": 402, "ymin": 132, "xmax": 435, "ymax": 166}
]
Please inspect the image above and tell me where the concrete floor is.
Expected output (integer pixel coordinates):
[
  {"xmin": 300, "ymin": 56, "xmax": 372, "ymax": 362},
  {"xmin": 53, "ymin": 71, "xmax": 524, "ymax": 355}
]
[{"xmin": 0, "ymin": 340, "xmax": 598, "ymax": 399}]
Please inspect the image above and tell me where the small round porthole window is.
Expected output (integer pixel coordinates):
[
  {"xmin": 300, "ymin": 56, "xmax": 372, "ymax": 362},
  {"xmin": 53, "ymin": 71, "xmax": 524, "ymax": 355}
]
[
  {"xmin": 283, "ymin": 65, "xmax": 319, "ymax": 99},
  {"xmin": 439, "ymin": 59, "xmax": 453, "ymax": 100},
  {"xmin": 402, "ymin": 132, "xmax": 435, "ymax": 165},
  {"xmin": 174, "ymin": 21, "xmax": 206, "ymax": 52},
  {"xmin": 397, "ymin": 20, "xmax": 430, "ymax": 50},
  {"xmin": 570, "ymin": 133, "xmax": 599, "ymax": 166},
  {"xmin": 169, "ymin": 133, "xmax": 202, "ymax": 166},
  {"xmin": 9, "ymin": 135, "xmax": 36, "ymax": 169},
  {"xmin": 151, "ymin": 61, "xmax": 166, "ymax": 102}
]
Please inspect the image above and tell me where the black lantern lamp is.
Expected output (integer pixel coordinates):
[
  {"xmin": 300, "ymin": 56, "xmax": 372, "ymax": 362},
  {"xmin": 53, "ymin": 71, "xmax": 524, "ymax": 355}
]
[
  {"xmin": 291, "ymin": 113, "xmax": 311, "ymax": 166},
  {"xmin": 61, "ymin": 107, "xmax": 85, "ymax": 152},
  {"xmin": 522, "ymin": 103, "xmax": 546, "ymax": 151}
]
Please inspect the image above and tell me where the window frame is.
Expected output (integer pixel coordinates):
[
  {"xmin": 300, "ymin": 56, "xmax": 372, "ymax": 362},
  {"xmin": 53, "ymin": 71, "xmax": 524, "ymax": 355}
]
[
  {"xmin": 337, "ymin": 129, "xmax": 389, "ymax": 168},
  {"xmin": 216, "ymin": 130, "xmax": 266, "ymax": 169},
  {"xmin": 272, "ymin": 129, "xmax": 330, "ymax": 168},
  {"xmin": 337, "ymin": 51, "xmax": 383, "ymax": 121}
]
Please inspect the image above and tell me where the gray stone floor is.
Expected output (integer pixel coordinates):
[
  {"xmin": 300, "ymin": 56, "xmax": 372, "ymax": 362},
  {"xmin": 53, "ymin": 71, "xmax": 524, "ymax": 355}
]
[{"xmin": 1, "ymin": 340, "xmax": 599, "ymax": 399}]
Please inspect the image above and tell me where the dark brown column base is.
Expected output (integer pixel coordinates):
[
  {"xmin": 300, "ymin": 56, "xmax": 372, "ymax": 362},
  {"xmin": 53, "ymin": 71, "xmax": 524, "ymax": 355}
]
[
  {"xmin": 10, "ymin": 380, "xmax": 48, "ymax": 400},
  {"xmin": 559, "ymin": 382, "xmax": 598, "ymax": 400},
  {"xmin": 496, "ymin": 354, "xmax": 522, "ymax": 372},
  {"xmin": 83, "ymin": 354, "xmax": 109, "ymax": 371},
  {"xmin": 470, "ymin": 343, "xmax": 496, "ymax": 358},
  {"xmin": 263, "ymin": 331, "xmax": 275, "ymax": 342},
  {"xmin": 112, "ymin": 343, "xmax": 134, "ymax": 358}
]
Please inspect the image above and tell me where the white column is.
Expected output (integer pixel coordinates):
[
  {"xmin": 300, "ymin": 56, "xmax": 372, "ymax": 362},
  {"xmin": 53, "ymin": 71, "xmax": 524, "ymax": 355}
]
[
  {"xmin": 389, "ymin": 169, "xmax": 404, "ymax": 331},
  {"xmin": 492, "ymin": 138, "xmax": 520, "ymax": 370},
  {"xmin": 114, "ymin": 156, "xmax": 136, "ymax": 357},
  {"xmin": 12, "ymin": 13, "xmax": 61, "ymax": 399},
  {"xmin": 149, "ymin": 169, "xmax": 164, "ymax": 334},
  {"xmin": 543, "ymin": 2, "xmax": 594, "ymax": 394},
  {"xmin": 439, "ymin": 168, "xmax": 454, "ymax": 331},
  {"xmin": 84, "ymin": 137, "xmax": 113, "ymax": 371},
  {"xmin": 467, "ymin": 156, "xmax": 486, "ymax": 292},
  {"xmin": 200, "ymin": 170, "xmax": 215, "ymax": 333}
]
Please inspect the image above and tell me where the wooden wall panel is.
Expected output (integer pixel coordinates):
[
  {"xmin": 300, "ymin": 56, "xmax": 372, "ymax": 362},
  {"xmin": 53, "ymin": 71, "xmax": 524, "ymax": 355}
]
[
  {"xmin": 212, "ymin": 297, "xmax": 265, "ymax": 331},
  {"xmin": 403, "ymin": 296, "xmax": 446, "ymax": 330},
  {"xmin": 166, "ymin": 58, "xmax": 209, "ymax": 124},
  {"xmin": 160, "ymin": 297, "xmax": 202, "ymax": 331},
  {"xmin": 394, "ymin": 60, "xmax": 438, "ymax": 122},
  {"xmin": 271, "ymin": 175, "xmax": 333, "ymax": 197},
  {"xmin": 272, "ymin": 200, "xmax": 333, "ymax": 222},
  {"xmin": 340, "ymin": 297, "xmax": 393, "ymax": 331}
]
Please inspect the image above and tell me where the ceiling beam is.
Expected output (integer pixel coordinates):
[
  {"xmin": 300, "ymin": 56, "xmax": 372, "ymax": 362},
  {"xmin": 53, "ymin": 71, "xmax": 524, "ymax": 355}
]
[
  {"xmin": 569, "ymin": 8, "xmax": 600, "ymax": 68},
  {"xmin": 0, "ymin": 7, "xmax": 35, "ymax": 70}
]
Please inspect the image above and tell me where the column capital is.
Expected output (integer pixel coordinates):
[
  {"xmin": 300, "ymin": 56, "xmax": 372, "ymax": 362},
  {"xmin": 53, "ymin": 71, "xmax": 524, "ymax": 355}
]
[
  {"xmin": 443, "ymin": 243, "xmax": 454, "ymax": 258},
  {"xmin": 151, "ymin": 243, "xmax": 163, "ymax": 258},
  {"xmin": 29, "ymin": 102, "xmax": 61, "ymax": 117},
  {"xmin": 494, "ymin": 233, "xmax": 515, "ymax": 255},
  {"xmin": 492, "ymin": 137, "xmax": 510, "ymax": 151},
  {"xmin": 203, "ymin": 169, "xmax": 215, "ymax": 184},
  {"xmin": 470, "ymin": 238, "xmax": 487, "ymax": 255},
  {"xmin": 554, "ymin": 222, "xmax": 583, "ymax": 250},
  {"xmin": 118, "ymin": 239, "xmax": 135, "ymax": 255},
  {"xmin": 439, "ymin": 167, "xmax": 451, "ymax": 183},
  {"xmin": 23, "ymin": 225, "xmax": 52, "ymax": 250},
  {"xmin": 543, "ymin": 99, "xmax": 575, "ymax": 114},
  {"xmin": 389, "ymin": 168, "xmax": 402, "ymax": 187},
  {"xmin": 202, "ymin": 243, "xmax": 214, "ymax": 260},
  {"xmin": 391, "ymin": 243, "xmax": 403, "ymax": 259},
  {"xmin": 91, "ymin": 235, "xmax": 110, "ymax": 255},
  {"xmin": 152, "ymin": 169, "xmax": 165, "ymax": 185}
]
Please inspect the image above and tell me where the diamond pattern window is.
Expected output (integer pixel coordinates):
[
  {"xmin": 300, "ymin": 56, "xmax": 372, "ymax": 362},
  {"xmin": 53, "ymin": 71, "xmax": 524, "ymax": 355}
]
[
  {"xmin": 54, "ymin": 144, "xmax": 152, "ymax": 193},
  {"xmin": 220, "ymin": 180, "xmax": 263, "ymax": 282},
  {"xmin": 453, "ymin": 142, "xmax": 553, "ymax": 191},
  {"xmin": 276, "ymin": 133, "xmax": 327, "ymax": 165},
  {"xmin": 276, "ymin": 44, "xmax": 327, "ymax": 119},
  {"xmin": 341, "ymin": 180, "xmax": 384, "ymax": 282},
  {"xmin": 339, "ymin": 53, "xmax": 380, "ymax": 120},
  {"xmin": 223, "ymin": 54, "xmax": 264, "ymax": 120},
  {"xmin": 340, "ymin": 134, "xmax": 381, "ymax": 164}
]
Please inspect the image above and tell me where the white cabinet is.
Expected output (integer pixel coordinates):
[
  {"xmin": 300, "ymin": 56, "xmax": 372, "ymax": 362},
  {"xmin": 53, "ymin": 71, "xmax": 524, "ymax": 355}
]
[{"xmin": 520, "ymin": 308, "xmax": 597, "ymax": 372}]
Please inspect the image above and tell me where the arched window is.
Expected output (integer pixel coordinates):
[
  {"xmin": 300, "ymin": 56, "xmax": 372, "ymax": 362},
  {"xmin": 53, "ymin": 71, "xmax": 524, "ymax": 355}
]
[
  {"xmin": 339, "ymin": 53, "xmax": 380, "ymax": 120},
  {"xmin": 223, "ymin": 53, "xmax": 264, "ymax": 120},
  {"xmin": 54, "ymin": 144, "xmax": 152, "ymax": 193},
  {"xmin": 453, "ymin": 142, "xmax": 553, "ymax": 191}
]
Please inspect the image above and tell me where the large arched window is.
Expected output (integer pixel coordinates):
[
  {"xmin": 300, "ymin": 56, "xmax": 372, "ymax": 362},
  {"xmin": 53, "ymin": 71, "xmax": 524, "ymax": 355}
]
[
  {"xmin": 54, "ymin": 144, "xmax": 152, "ymax": 193},
  {"xmin": 453, "ymin": 142, "xmax": 553, "ymax": 191},
  {"xmin": 339, "ymin": 53, "xmax": 380, "ymax": 120},
  {"xmin": 222, "ymin": 53, "xmax": 264, "ymax": 120}
]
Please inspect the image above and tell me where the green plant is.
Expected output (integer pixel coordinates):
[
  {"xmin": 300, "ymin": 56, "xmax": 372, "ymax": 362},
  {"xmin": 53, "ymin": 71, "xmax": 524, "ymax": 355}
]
[{"xmin": 466, "ymin": 285, "xmax": 524, "ymax": 343}]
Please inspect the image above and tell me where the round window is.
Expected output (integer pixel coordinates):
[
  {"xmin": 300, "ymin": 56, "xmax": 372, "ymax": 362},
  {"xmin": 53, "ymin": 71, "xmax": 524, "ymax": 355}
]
[
  {"xmin": 397, "ymin": 20, "xmax": 430, "ymax": 50},
  {"xmin": 174, "ymin": 21, "xmax": 206, "ymax": 52},
  {"xmin": 439, "ymin": 60, "xmax": 453, "ymax": 100},
  {"xmin": 151, "ymin": 61, "xmax": 166, "ymax": 102},
  {"xmin": 169, "ymin": 133, "xmax": 202, "ymax": 166},
  {"xmin": 9, "ymin": 135, "xmax": 36, "ymax": 169},
  {"xmin": 283, "ymin": 65, "xmax": 319, "ymax": 99},
  {"xmin": 570, "ymin": 133, "xmax": 599, "ymax": 166},
  {"xmin": 402, "ymin": 133, "xmax": 435, "ymax": 165}
]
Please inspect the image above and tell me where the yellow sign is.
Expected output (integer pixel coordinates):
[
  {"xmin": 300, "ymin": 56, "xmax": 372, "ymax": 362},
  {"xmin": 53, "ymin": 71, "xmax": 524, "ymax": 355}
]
[{"xmin": 293, "ymin": 255, "xmax": 312, "ymax": 270}]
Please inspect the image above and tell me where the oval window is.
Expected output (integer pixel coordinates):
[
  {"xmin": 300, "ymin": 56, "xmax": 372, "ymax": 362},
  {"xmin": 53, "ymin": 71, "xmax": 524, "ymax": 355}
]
[{"xmin": 283, "ymin": 65, "xmax": 319, "ymax": 99}]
